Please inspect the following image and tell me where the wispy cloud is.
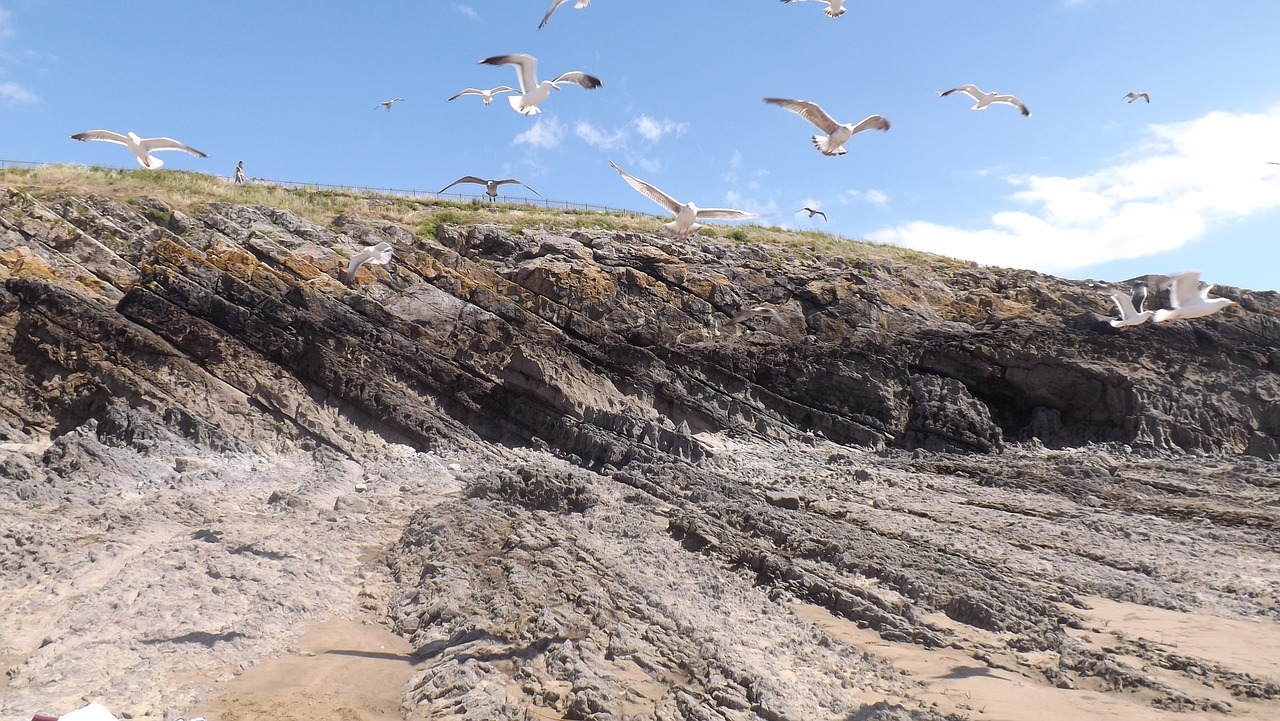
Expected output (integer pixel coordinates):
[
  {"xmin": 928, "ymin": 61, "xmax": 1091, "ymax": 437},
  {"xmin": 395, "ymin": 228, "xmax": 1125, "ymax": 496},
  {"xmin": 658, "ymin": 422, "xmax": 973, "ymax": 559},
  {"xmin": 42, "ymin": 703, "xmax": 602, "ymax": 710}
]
[
  {"xmin": 0, "ymin": 80, "xmax": 37, "ymax": 105},
  {"xmin": 574, "ymin": 120, "xmax": 627, "ymax": 150},
  {"xmin": 452, "ymin": 4, "xmax": 481, "ymax": 22},
  {"xmin": 868, "ymin": 108, "xmax": 1280, "ymax": 272},
  {"xmin": 513, "ymin": 117, "xmax": 565, "ymax": 149},
  {"xmin": 633, "ymin": 115, "xmax": 687, "ymax": 143},
  {"xmin": 843, "ymin": 189, "xmax": 890, "ymax": 207}
]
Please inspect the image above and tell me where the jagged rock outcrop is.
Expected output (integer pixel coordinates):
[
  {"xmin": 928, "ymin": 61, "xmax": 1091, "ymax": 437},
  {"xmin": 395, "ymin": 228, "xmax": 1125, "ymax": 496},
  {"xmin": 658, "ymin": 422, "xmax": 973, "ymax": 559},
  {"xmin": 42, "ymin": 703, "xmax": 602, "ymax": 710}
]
[{"xmin": 2, "ymin": 182, "xmax": 1279, "ymax": 720}]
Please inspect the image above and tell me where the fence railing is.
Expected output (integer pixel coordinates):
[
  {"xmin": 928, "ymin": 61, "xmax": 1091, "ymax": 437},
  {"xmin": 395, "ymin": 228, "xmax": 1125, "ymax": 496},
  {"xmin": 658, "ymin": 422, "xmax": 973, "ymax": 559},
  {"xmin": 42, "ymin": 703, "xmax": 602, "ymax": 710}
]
[{"xmin": 0, "ymin": 158, "xmax": 659, "ymax": 218}]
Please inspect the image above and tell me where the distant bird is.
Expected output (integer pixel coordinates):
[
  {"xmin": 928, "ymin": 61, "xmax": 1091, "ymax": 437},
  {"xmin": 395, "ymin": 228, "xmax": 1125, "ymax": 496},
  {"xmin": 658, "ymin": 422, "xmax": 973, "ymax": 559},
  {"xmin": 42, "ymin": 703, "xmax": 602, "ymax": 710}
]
[
  {"xmin": 479, "ymin": 53, "xmax": 602, "ymax": 115},
  {"xmin": 1153, "ymin": 271, "xmax": 1238, "ymax": 324},
  {"xmin": 437, "ymin": 175, "xmax": 541, "ymax": 201},
  {"xmin": 1123, "ymin": 91, "xmax": 1150, "ymax": 104},
  {"xmin": 939, "ymin": 85, "xmax": 1030, "ymax": 117},
  {"xmin": 779, "ymin": 0, "xmax": 847, "ymax": 18},
  {"xmin": 233, "ymin": 160, "xmax": 245, "ymax": 185},
  {"xmin": 764, "ymin": 98, "xmax": 889, "ymax": 156},
  {"xmin": 1108, "ymin": 282, "xmax": 1154, "ymax": 329},
  {"xmin": 346, "ymin": 242, "xmax": 394, "ymax": 284},
  {"xmin": 446, "ymin": 86, "xmax": 516, "ymax": 105},
  {"xmin": 798, "ymin": 207, "xmax": 827, "ymax": 221},
  {"xmin": 609, "ymin": 160, "xmax": 758, "ymax": 240},
  {"xmin": 70, "ymin": 130, "xmax": 207, "ymax": 169},
  {"xmin": 376, "ymin": 97, "xmax": 405, "ymax": 111},
  {"xmin": 539, "ymin": 0, "xmax": 590, "ymax": 29}
]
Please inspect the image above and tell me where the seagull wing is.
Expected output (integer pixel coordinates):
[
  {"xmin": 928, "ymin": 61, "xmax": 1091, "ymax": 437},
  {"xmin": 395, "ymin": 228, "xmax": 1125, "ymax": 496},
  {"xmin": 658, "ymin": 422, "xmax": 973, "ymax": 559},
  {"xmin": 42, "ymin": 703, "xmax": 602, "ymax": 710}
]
[
  {"xmin": 993, "ymin": 94, "xmax": 1030, "ymax": 116},
  {"xmin": 447, "ymin": 88, "xmax": 483, "ymax": 101},
  {"xmin": 814, "ymin": 210, "xmax": 827, "ymax": 221},
  {"xmin": 346, "ymin": 248, "xmax": 375, "ymax": 283},
  {"xmin": 1130, "ymin": 282, "xmax": 1149, "ymax": 313},
  {"xmin": 850, "ymin": 114, "xmax": 891, "ymax": 133},
  {"xmin": 550, "ymin": 70, "xmax": 602, "ymax": 89},
  {"xmin": 494, "ymin": 179, "xmax": 542, "ymax": 196},
  {"xmin": 609, "ymin": 161, "xmax": 681, "ymax": 214},
  {"xmin": 481, "ymin": 54, "xmax": 538, "ymax": 94},
  {"xmin": 1109, "ymin": 291, "xmax": 1138, "ymax": 319},
  {"xmin": 940, "ymin": 85, "xmax": 983, "ymax": 101},
  {"xmin": 763, "ymin": 97, "xmax": 841, "ymax": 134},
  {"xmin": 487, "ymin": 85, "xmax": 515, "ymax": 95},
  {"xmin": 694, "ymin": 208, "xmax": 759, "ymax": 220},
  {"xmin": 138, "ymin": 137, "xmax": 208, "ymax": 157},
  {"xmin": 70, "ymin": 130, "xmax": 131, "ymax": 147},
  {"xmin": 438, "ymin": 176, "xmax": 488, "ymax": 193},
  {"xmin": 538, "ymin": 0, "xmax": 572, "ymax": 29},
  {"xmin": 1168, "ymin": 271, "xmax": 1203, "ymax": 310}
]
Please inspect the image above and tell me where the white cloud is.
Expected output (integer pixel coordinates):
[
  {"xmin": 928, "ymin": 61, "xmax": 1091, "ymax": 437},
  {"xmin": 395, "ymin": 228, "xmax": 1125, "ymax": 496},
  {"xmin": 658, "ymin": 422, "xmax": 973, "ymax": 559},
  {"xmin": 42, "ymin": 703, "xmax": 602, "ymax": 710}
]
[
  {"xmin": 512, "ymin": 117, "xmax": 565, "ymax": 149},
  {"xmin": 868, "ymin": 108, "xmax": 1280, "ymax": 272},
  {"xmin": 0, "ymin": 80, "xmax": 36, "ymax": 105},
  {"xmin": 452, "ymin": 4, "xmax": 480, "ymax": 22},
  {"xmin": 843, "ymin": 189, "xmax": 889, "ymax": 207},
  {"xmin": 574, "ymin": 120, "xmax": 627, "ymax": 150},
  {"xmin": 633, "ymin": 115, "xmax": 687, "ymax": 143}
]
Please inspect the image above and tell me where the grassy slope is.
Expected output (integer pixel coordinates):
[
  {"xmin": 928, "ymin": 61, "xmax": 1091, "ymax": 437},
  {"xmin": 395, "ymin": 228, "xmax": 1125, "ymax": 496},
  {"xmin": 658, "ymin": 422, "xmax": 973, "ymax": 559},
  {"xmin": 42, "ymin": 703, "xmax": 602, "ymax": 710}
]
[{"xmin": 0, "ymin": 164, "xmax": 970, "ymax": 272}]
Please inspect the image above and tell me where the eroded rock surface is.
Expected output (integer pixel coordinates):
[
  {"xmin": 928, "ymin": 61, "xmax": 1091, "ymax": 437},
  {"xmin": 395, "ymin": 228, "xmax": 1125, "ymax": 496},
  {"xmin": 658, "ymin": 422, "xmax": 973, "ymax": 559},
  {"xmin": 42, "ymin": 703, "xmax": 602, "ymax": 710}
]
[{"xmin": 1, "ymin": 185, "xmax": 1278, "ymax": 720}]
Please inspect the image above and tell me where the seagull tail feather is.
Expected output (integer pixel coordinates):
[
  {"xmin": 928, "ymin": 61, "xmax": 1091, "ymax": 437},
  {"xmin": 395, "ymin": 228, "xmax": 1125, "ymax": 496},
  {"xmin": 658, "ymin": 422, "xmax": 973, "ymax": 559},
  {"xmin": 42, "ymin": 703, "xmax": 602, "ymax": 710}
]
[{"xmin": 812, "ymin": 135, "xmax": 847, "ymax": 156}]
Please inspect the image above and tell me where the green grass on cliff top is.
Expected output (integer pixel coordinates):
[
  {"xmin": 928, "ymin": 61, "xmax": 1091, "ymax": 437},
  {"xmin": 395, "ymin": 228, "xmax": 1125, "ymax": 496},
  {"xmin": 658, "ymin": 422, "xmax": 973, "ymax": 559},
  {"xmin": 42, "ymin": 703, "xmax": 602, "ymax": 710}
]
[{"xmin": 0, "ymin": 164, "xmax": 967, "ymax": 269}]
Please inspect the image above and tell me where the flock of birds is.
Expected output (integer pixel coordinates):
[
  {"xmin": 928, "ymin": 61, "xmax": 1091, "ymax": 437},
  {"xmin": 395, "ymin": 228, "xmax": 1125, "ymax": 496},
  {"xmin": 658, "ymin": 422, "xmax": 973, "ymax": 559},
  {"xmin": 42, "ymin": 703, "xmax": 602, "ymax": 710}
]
[{"xmin": 61, "ymin": 3, "xmax": 1242, "ymax": 327}]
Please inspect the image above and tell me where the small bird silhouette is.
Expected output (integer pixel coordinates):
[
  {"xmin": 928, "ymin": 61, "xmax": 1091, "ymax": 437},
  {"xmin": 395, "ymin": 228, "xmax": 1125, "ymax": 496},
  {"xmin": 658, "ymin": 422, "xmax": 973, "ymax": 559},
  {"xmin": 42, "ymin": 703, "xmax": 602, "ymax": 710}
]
[
  {"xmin": 798, "ymin": 207, "xmax": 827, "ymax": 221},
  {"xmin": 375, "ymin": 97, "xmax": 405, "ymax": 111},
  {"xmin": 1123, "ymin": 91, "xmax": 1150, "ymax": 104}
]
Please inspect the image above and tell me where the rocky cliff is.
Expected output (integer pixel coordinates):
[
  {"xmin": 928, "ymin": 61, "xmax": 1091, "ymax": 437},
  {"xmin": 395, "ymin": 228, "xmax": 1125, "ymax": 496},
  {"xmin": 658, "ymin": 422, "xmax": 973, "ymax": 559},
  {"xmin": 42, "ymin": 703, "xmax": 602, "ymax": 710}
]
[{"xmin": 2, "ymin": 170, "xmax": 1278, "ymax": 721}]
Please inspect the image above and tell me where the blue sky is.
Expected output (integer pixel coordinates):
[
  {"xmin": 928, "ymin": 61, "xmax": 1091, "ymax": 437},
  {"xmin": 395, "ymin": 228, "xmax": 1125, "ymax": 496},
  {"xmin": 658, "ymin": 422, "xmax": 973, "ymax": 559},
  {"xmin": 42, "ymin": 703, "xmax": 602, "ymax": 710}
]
[{"xmin": 4, "ymin": 1, "xmax": 1280, "ymax": 290}]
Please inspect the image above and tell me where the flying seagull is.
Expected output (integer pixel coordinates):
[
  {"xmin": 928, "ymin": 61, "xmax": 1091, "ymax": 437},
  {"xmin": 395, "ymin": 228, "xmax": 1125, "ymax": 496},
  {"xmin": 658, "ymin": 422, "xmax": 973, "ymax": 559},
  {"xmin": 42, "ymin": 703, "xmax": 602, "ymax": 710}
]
[
  {"xmin": 939, "ymin": 85, "xmax": 1030, "ymax": 116},
  {"xmin": 609, "ymin": 160, "xmax": 758, "ymax": 240},
  {"xmin": 376, "ymin": 97, "xmax": 405, "ymax": 111},
  {"xmin": 346, "ymin": 242, "xmax": 394, "ymax": 284},
  {"xmin": 70, "ymin": 130, "xmax": 207, "ymax": 169},
  {"xmin": 539, "ymin": 0, "xmax": 590, "ymax": 29},
  {"xmin": 798, "ymin": 207, "xmax": 827, "ymax": 221},
  {"xmin": 479, "ymin": 53, "xmax": 602, "ymax": 115},
  {"xmin": 1123, "ymin": 91, "xmax": 1150, "ymax": 104},
  {"xmin": 764, "ymin": 97, "xmax": 889, "ymax": 156},
  {"xmin": 779, "ymin": 0, "xmax": 847, "ymax": 18},
  {"xmin": 438, "ymin": 176, "xmax": 541, "ymax": 201},
  {"xmin": 729, "ymin": 306, "xmax": 783, "ymax": 324},
  {"xmin": 446, "ymin": 86, "xmax": 516, "ymax": 105},
  {"xmin": 1108, "ymin": 282, "xmax": 1154, "ymax": 329},
  {"xmin": 1153, "ymin": 271, "xmax": 1238, "ymax": 324}
]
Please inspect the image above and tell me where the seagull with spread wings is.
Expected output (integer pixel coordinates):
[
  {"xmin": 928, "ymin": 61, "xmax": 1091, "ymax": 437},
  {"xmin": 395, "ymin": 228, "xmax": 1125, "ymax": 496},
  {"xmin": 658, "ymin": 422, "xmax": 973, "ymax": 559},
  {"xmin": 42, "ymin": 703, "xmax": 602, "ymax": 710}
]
[
  {"xmin": 798, "ymin": 207, "xmax": 827, "ymax": 221},
  {"xmin": 779, "ymin": 0, "xmax": 847, "ymax": 18},
  {"xmin": 764, "ymin": 97, "xmax": 889, "ymax": 156},
  {"xmin": 538, "ymin": 0, "xmax": 590, "ymax": 29},
  {"xmin": 479, "ymin": 53, "xmax": 602, "ymax": 115},
  {"xmin": 609, "ymin": 161, "xmax": 758, "ymax": 240},
  {"xmin": 940, "ymin": 84, "xmax": 1030, "ymax": 116},
  {"xmin": 1152, "ymin": 271, "xmax": 1238, "ymax": 324},
  {"xmin": 70, "ymin": 130, "xmax": 207, "ymax": 169},
  {"xmin": 1123, "ymin": 91, "xmax": 1150, "ymax": 104},
  {"xmin": 1108, "ymin": 282, "xmax": 1154, "ymax": 329},
  {"xmin": 375, "ymin": 97, "xmax": 405, "ymax": 111},
  {"xmin": 346, "ymin": 242, "xmax": 394, "ymax": 284},
  {"xmin": 438, "ymin": 176, "xmax": 541, "ymax": 201},
  {"xmin": 446, "ymin": 86, "xmax": 516, "ymax": 105}
]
